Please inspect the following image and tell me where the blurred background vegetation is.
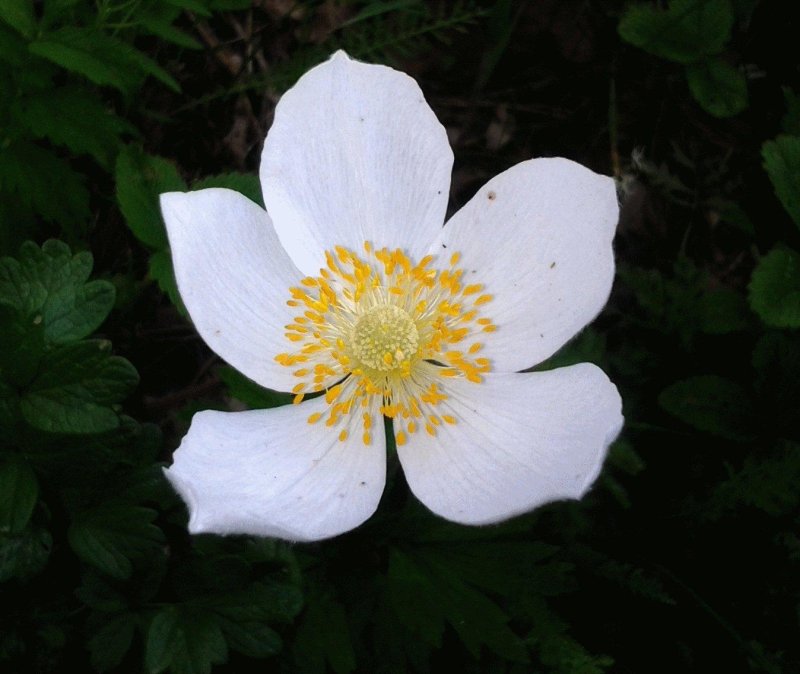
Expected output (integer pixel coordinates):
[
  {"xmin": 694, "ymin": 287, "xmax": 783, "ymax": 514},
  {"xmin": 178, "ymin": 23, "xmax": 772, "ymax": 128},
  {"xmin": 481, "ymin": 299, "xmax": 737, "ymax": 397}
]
[{"xmin": 0, "ymin": 0, "xmax": 798, "ymax": 672}]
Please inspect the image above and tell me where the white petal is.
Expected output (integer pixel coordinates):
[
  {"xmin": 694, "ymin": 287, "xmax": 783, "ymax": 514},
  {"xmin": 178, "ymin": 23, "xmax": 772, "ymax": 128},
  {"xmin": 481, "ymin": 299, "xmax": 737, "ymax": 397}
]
[
  {"xmin": 396, "ymin": 364, "xmax": 623, "ymax": 525},
  {"xmin": 430, "ymin": 157, "xmax": 618, "ymax": 372},
  {"xmin": 162, "ymin": 188, "xmax": 307, "ymax": 392},
  {"xmin": 260, "ymin": 51, "xmax": 453, "ymax": 276},
  {"xmin": 164, "ymin": 396, "xmax": 386, "ymax": 541}
]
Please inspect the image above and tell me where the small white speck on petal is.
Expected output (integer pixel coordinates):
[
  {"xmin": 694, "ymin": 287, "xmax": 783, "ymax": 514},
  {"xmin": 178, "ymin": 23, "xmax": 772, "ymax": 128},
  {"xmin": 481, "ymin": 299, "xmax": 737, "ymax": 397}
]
[{"xmin": 430, "ymin": 157, "xmax": 618, "ymax": 373}]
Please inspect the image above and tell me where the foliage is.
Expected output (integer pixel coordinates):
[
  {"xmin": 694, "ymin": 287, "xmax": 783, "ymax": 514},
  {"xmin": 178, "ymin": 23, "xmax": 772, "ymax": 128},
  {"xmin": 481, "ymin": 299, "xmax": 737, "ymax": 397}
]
[
  {"xmin": 619, "ymin": 0, "xmax": 748, "ymax": 117},
  {"xmin": 1, "ymin": 1, "xmax": 798, "ymax": 673}
]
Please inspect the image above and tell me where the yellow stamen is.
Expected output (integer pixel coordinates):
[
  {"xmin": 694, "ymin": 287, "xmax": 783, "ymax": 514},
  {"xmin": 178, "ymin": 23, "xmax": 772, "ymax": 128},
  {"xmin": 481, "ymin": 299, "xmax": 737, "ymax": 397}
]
[{"xmin": 274, "ymin": 244, "xmax": 495, "ymax": 445}]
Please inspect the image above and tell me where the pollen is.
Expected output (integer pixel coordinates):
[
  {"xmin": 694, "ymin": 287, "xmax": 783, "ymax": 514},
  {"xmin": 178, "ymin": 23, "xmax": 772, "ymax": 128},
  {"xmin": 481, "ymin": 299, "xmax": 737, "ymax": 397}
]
[
  {"xmin": 351, "ymin": 305, "xmax": 419, "ymax": 372},
  {"xmin": 274, "ymin": 243, "xmax": 495, "ymax": 445}
]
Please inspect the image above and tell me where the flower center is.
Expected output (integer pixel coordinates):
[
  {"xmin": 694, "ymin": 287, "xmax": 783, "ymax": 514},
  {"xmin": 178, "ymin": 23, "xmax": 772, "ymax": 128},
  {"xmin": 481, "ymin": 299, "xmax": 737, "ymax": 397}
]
[
  {"xmin": 274, "ymin": 243, "xmax": 495, "ymax": 446},
  {"xmin": 351, "ymin": 304, "xmax": 419, "ymax": 372}
]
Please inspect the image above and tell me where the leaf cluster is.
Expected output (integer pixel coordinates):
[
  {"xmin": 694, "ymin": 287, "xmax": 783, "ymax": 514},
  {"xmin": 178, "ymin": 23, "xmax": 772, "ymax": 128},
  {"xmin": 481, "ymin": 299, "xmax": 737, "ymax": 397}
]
[
  {"xmin": 619, "ymin": 0, "xmax": 748, "ymax": 117},
  {"xmin": 0, "ymin": 0, "xmax": 231, "ymax": 253}
]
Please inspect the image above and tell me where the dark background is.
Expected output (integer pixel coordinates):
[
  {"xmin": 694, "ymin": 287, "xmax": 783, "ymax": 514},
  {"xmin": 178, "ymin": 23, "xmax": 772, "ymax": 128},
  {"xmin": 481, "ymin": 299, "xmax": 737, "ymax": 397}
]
[{"xmin": 0, "ymin": 1, "xmax": 798, "ymax": 673}]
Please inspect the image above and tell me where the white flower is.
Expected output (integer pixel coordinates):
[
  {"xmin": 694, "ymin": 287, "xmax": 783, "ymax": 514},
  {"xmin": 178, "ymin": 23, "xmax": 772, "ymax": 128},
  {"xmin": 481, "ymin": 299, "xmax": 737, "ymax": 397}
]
[{"xmin": 160, "ymin": 51, "xmax": 623, "ymax": 542}]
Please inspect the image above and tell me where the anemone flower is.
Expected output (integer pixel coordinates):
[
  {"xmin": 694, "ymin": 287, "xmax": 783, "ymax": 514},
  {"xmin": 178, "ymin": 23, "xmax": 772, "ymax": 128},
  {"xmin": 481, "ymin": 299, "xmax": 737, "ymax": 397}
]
[{"xmin": 160, "ymin": 51, "xmax": 623, "ymax": 542}]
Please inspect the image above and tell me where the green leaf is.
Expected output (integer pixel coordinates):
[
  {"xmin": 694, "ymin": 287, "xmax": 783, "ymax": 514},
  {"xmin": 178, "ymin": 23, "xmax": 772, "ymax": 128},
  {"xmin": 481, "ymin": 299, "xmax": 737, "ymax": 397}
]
[
  {"xmin": 0, "ymin": 302, "xmax": 45, "ymax": 386},
  {"xmin": 0, "ymin": 240, "xmax": 115, "ymax": 344},
  {"xmin": 0, "ymin": 0, "xmax": 36, "ymax": 37},
  {"xmin": 618, "ymin": 0, "xmax": 734, "ymax": 64},
  {"xmin": 217, "ymin": 366, "xmax": 293, "ymax": 409},
  {"xmin": 163, "ymin": 0, "xmax": 213, "ymax": 17},
  {"xmin": 18, "ymin": 86, "xmax": 131, "ymax": 167},
  {"xmin": 193, "ymin": 579, "xmax": 301, "ymax": 658},
  {"xmin": 293, "ymin": 591, "xmax": 355, "ymax": 674},
  {"xmin": 87, "ymin": 611, "xmax": 136, "ymax": 672},
  {"xmin": 698, "ymin": 287, "xmax": 751, "ymax": 333},
  {"xmin": 659, "ymin": 375, "xmax": 757, "ymax": 440},
  {"xmin": 762, "ymin": 135, "xmax": 800, "ymax": 228},
  {"xmin": 686, "ymin": 56, "xmax": 748, "ymax": 117},
  {"xmin": 141, "ymin": 16, "xmax": 202, "ymax": 50},
  {"xmin": 192, "ymin": 173, "xmax": 264, "ymax": 207},
  {"xmin": 607, "ymin": 439, "xmax": 645, "ymax": 476},
  {"xmin": 781, "ymin": 87, "xmax": 800, "ymax": 135},
  {"xmin": 29, "ymin": 27, "xmax": 140, "ymax": 92},
  {"xmin": 388, "ymin": 548, "xmax": 528, "ymax": 662},
  {"xmin": 0, "ymin": 458, "xmax": 38, "ymax": 533},
  {"xmin": 123, "ymin": 44, "xmax": 180, "ymax": 93},
  {"xmin": 714, "ymin": 199, "xmax": 755, "ymax": 235},
  {"xmin": 709, "ymin": 441, "xmax": 800, "ymax": 518},
  {"xmin": 148, "ymin": 249, "xmax": 186, "ymax": 315},
  {"xmin": 21, "ymin": 340, "xmax": 138, "ymax": 434},
  {"xmin": 145, "ymin": 607, "xmax": 228, "ymax": 674},
  {"xmin": 76, "ymin": 570, "xmax": 129, "ymax": 612},
  {"xmin": 68, "ymin": 503, "xmax": 165, "ymax": 579},
  {"xmin": 0, "ymin": 526, "xmax": 52, "ymax": 582},
  {"xmin": 116, "ymin": 146, "xmax": 186, "ymax": 249},
  {"xmin": 0, "ymin": 141, "xmax": 90, "ymax": 226},
  {"xmin": 748, "ymin": 247, "xmax": 800, "ymax": 328},
  {"xmin": 0, "ymin": 379, "xmax": 20, "ymax": 431},
  {"xmin": 593, "ymin": 557, "xmax": 675, "ymax": 605}
]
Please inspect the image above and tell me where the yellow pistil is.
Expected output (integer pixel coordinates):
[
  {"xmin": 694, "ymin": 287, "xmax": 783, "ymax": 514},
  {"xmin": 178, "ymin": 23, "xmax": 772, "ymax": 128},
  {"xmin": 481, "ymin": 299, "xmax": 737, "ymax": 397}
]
[{"xmin": 274, "ymin": 243, "xmax": 495, "ymax": 444}]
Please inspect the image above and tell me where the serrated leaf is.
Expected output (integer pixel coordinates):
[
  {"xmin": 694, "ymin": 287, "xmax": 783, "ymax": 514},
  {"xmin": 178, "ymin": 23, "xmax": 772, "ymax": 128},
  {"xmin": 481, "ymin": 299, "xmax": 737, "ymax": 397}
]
[
  {"xmin": 209, "ymin": 580, "xmax": 303, "ymax": 624},
  {"xmin": 87, "ymin": 611, "xmax": 136, "ymax": 672},
  {"xmin": 592, "ymin": 555, "xmax": 675, "ymax": 605},
  {"xmin": 748, "ymin": 247, "xmax": 800, "ymax": 328},
  {"xmin": 388, "ymin": 548, "xmax": 528, "ymax": 662},
  {"xmin": 387, "ymin": 549, "xmax": 446, "ymax": 647},
  {"xmin": 145, "ymin": 607, "xmax": 228, "ymax": 674},
  {"xmin": 21, "ymin": 340, "xmax": 138, "ymax": 434},
  {"xmin": 686, "ymin": 56, "xmax": 748, "ymax": 117},
  {"xmin": 619, "ymin": 0, "xmax": 733, "ymax": 64},
  {"xmin": 0, "ymin": 526, "xmax": 52, "ymax": 581},
  {"xmin": 217, "ymin": 619, "xmax": 282, "ymax": 659},
  {"xmin": 762, "ymin": 135, "xmax": 800, "ymax": 228},
  {"xmin": 0, "ymin": 458, "xmax": 38, "ymax": 533},
  {"xmin": 0, "ymin": 302, "xmax": 45, "ymax": 385},
  {"xmin": 29, "ymin": 27, "xmax": 140, "ymax": 92},
  {"xmin": 710, "ymin": 441, "xmax": 800, "ymax": 518},
  {"xmin": 0, "ymin": 0, "xmax": 36, "ymax": 37},
  {"xmin": 69, "ymin": 503, "xmax": 164, "ymax": 579},
  {"xmin": 116, "ymin": 146, "xmax": 186, "ymax": 249},
  {"xmin": 659, "ymin": 375, "xmax": 757, "ymax": 440},
  {"xmin": 293, "ymin": 591, "xmax": 355, "ymax": 674},
  {"xmin": 192, "ymin": 173, "xmax": 264, "ymax": 207},
  {"xmin": 0, "ymin": 141, "xmax": 90, "ymax": 226},
  {"xmin": 123, "ymin": 45, "xmax": 180, "ymax": 93},
  {"xmin": 0, "ymin": 240, "xmax": 115, "ymax": 343},
  {"xmin": 18, "ymin": 86, "xmax": 131, "ymax": 166}
]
